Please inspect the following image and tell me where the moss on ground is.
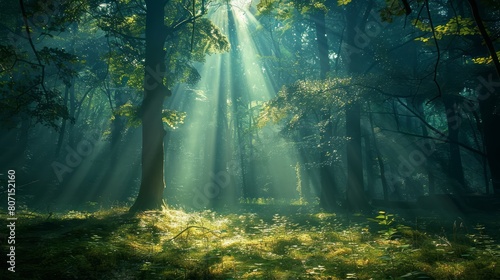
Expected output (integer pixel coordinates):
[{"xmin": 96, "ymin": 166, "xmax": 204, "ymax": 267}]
[{"xmin": 1, "ymin": 206, "xmax": 499, "ymax": 279}]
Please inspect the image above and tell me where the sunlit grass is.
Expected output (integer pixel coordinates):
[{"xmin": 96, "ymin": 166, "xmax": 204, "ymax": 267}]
[{"xmin": 2, "ymin": 205, "xmax": 500, "ymax": 279}]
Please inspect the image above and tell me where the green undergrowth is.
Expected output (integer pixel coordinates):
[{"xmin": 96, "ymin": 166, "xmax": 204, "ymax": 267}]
[{"xmin": 1, "ymin": 206, "xmax": 500, "ymax": 279}]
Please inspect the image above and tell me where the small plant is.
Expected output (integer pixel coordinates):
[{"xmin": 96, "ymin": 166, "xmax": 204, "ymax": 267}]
[{"xmin": 371, "ymin": 210, "xmax": 395, "ymax": 226}]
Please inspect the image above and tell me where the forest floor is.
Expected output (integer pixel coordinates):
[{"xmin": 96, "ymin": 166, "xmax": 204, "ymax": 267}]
[{"xmin": 1, "ymin": 203, "xmax": 500, "ymax": 280}]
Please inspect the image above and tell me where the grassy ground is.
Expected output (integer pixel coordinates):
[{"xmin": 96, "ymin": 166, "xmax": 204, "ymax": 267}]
[{"xmin": 1, "ymin": 204, "xmax": 499, "ymax": 279}]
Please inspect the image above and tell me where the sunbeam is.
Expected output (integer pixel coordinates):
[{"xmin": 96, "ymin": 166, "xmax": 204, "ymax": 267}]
[{"xmin": 165, "ymin": 0, "xmax": 304, "ymax": 209}]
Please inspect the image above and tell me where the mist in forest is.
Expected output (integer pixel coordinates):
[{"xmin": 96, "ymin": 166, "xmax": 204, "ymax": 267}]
[{"xmin": 1, "ymin": 0, "xmax": 500, "ymax": 279}]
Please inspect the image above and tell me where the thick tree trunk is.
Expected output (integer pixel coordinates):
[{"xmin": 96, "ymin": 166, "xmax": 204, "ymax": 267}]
[
  {"xmin": 313, "ymin": 10, "xmax": 330, "ymax": 79},
  {"xmin": 479, "ymin": 95, "xmax": 500, "ymax": 195},
  {"xmin": 312, "ymin": 9, "xmax": 338, "ymax": 210},
  {"xmin": 211, "ymin": 65, "xmax": 230, "ymax": 208},
  {"xmin": 345, "ymin": 102, "xmax": 368, "ymax": 211},
  {"xmin": 466, "ymin": 0, "xmax": 500, "ymax": 195},
  {"xmin": 344, "ymin": 3, "xmax": 369, "ymax": 211},
  {"xmin": 130, "ymin": 0, "xmax": 169, "ymax": 213}
]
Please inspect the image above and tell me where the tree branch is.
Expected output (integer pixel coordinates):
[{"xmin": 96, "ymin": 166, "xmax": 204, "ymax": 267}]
[
  {"xmin": 19, "ymin": 0, "xmax": 48, "ymax": 96},
  {"xmin": 172, "ymin": 13, "xmax": 204, "ymax": 32},
  {"xmin": 402, "ymin": 0, "xmax": 412, "ymax": 16},
  {"xmin": 166, "ymin": 226, "xmax": 220, "ymax": 242},
  {"xmin": 380, "ymin": 128, "xmax": 486, "ymax": 156},
  {"xmin": 467, "ymin": 0, "xmax": 500, "ymax": 79}
]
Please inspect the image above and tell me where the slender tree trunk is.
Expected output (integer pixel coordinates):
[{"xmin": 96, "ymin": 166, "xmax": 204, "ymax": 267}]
[
  {"xmin": 17, "ymin": 114, "xmax": 30, "ymax": 157},
  {"xmin": 229, "ymin": 4, "xmax": 248, "ymax": 203},
  {"xmin": 111, "ymin": 89, "xmax": 126, "ymax": 149},
  {"xmin": 364, "ymin": 130, "xmax": 375, "ymax": 197},
  {"xmin": 368, "ymin": 109, "xmax": 389, "ymax": 200},
  {"xmin": 55, "ymin": 84, "xmax": 69, "ymax": 156},
  {"xmin": 467, "ymin": 0, "xmax": 500, "ymax": 78},
  {"xmin": 416, "ymin": 102, "xmax": 435, "ymax": 195},
  {"xmin": 130, "ymin": 0, "xmax": 169, "ymax": 213},
  {"xmin": 68, "ymin": 82, "xmax": 76, "ymax": 147}
]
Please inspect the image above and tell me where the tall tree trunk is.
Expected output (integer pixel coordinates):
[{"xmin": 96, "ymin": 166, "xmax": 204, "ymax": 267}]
[
  {"xmin": 210, "ymin": 60, "xmax": 230, "ymax": 208},
  {"xmin": 465, "ymin": 0, "xmax": 500, "ymax": 195},
  {"xmin": 207, "ymin": 4, "xmax": 235, "ymax": 209},
  {"xmin": 312, "ymin": 9, "xmax": 337, "ymax": 210},
  {"xmin": 130, "ymin": 0, "xmax": 169, "ymax": 213},
  {"xmin": 465, "ymin": 1, "xmax": 500, "ymax": 195},
  {"xmin": 344, "ymin": 3, "xmax": 369, "ymax": 211},
  {"xmin": 228, "ymin": 5, "xmax": 249, "ymax": 203}
]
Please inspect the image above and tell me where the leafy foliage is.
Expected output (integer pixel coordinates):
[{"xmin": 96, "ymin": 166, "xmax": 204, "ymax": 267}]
[
  {"xmin": 162, "ymin": 109, "xmax": 187, "ymax": 130},
  {"xmin": 379, "ymin": 0, "xmax": 411, "ymax": 22},
  {"xmin": 472, "ymin": 50, "xmax": 500, "ymax": 65},
  {"xmin": 95, "ymin": 0, "xmax": 230, "ymax": 90},
  {"xmin": 0, "ymin": 44, "xmax": 75, "ymax": 129},
  {"xmin": 114, "ymin": 102, "xmax": 187, "ymax": 129},
  {"xmin": 413, "ymin": 16, "xmax": 479, "ymax": 43},
  {"xmin": 337, "ymin": 0, "xmax": 352, "ymax": 6},
  {"xmin": 257, "ymin": 77, "xmax": 356, "ymax": 129}
]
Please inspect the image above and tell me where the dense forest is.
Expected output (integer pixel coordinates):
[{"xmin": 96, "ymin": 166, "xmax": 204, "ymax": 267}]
[{"xmin": 1, "ymin": 0, "xmax": 500, "ymax": 279}]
